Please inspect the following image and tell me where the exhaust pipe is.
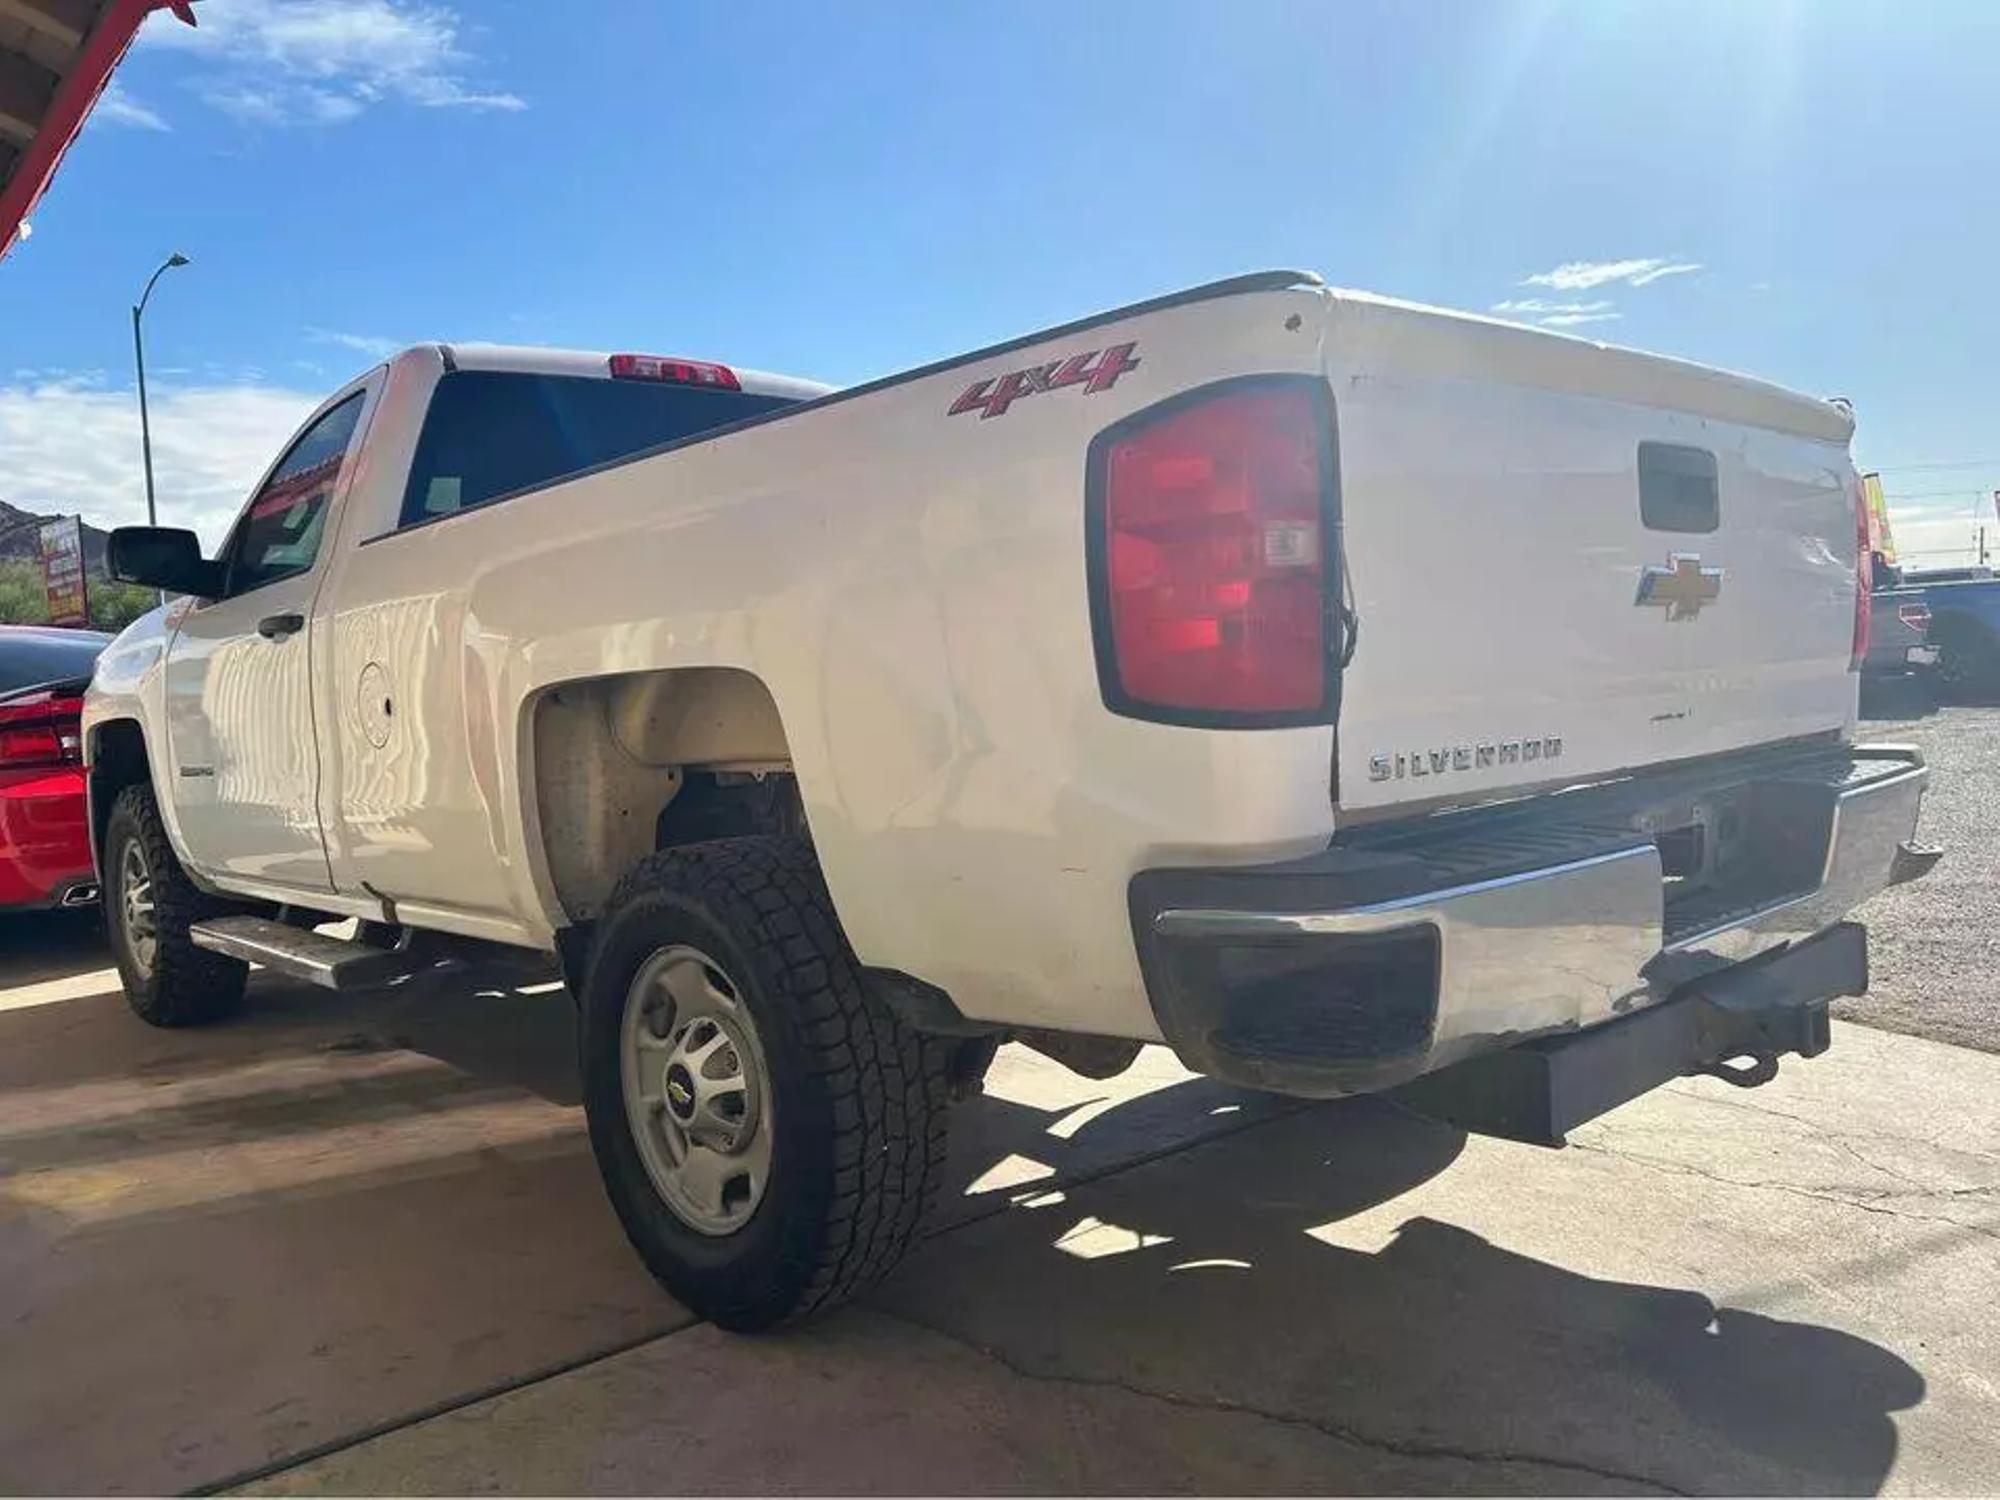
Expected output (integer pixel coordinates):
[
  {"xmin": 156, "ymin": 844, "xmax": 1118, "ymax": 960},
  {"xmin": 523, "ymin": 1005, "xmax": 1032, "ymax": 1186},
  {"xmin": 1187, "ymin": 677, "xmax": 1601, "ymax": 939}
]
[{"xmin": 59, "ymin": 882, "xmax": 100, "ymax": 908}]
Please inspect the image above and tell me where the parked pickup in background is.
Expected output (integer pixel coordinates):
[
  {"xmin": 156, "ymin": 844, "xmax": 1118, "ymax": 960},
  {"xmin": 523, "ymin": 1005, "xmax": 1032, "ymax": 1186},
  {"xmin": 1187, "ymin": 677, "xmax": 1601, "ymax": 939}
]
[
  {"xmin": 83, "ymin": 272, "xmax": 1939, "ymax": 1328},
  {"xmin": 1862, "ymin": 562, "xmax": 1935, "ymax": 677},
  {"xmin": 1878, "ymin": 565, "xmax": 2000, "ymax": 695}
]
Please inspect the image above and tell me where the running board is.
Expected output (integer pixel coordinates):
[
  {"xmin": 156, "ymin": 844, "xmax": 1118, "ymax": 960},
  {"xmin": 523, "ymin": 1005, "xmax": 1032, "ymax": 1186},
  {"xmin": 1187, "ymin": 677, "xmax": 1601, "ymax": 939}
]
[{"xmin": 188, "ymin": 915, "xmax": 420, "ymax": 992}]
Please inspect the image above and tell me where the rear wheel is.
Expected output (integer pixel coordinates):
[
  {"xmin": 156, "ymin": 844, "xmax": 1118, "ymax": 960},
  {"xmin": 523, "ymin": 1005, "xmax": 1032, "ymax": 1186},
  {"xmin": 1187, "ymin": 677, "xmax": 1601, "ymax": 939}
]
[
  {"xmin": 1934, "ymin": 623, "xmax": 2000, "ymax": 700},
  {"xmin": 102, "ymin": 783, "xmax": 247, "ymax": 1026},
  {"xmin": 579, "ymin": 835, "xmax": 951, "ymax": 1329}
]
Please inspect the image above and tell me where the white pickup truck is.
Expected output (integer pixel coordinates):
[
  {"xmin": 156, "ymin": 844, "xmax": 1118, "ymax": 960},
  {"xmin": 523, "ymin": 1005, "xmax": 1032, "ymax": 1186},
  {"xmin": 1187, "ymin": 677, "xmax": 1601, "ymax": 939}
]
[{"xmin": 84, "ymin": 271, "xmax": 1936, "ymax": 1328}]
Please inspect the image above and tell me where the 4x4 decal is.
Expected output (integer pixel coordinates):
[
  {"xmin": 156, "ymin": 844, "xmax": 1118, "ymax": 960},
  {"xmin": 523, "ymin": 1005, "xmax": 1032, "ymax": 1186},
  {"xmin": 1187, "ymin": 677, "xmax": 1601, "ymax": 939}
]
[{"xmin": 948, "ymin": 342, "xmax": 1141, "ymax": 420}]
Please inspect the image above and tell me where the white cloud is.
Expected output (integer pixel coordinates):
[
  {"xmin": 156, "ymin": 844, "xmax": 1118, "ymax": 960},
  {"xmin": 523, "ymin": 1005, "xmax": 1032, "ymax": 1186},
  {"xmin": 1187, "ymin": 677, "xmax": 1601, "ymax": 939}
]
[
  {"xmin": 305, "ymin": 327, "xmax": 404, "ymax": 359},
  {"xmin": 1491, "ymin": 298, "xmax": 1622, "ymax": 330},
  {"xmin": 1492, "ymin": 298, "xmax": 1615, "ymax": 315},
  {"xmin": 199, "ymin": 85, "xmax": 285, "ymax": 124},
  {"xmin": 97, "ymin": 85, "xmax": 171, "ymax": 130},
  {"xmin": 204, "ymin": 83, "xmax": 363, "ymax": 124},
  {"xmin": 1627, "ymin": 260, "xmax": 1703, "ymax": 286},
  {"xmin": 304, "ymin": 87, "xmax": 367, "ymax": 123},
  {"xmin": 148, "ymin": 0, "xmax": 524, "ymax": 126},
  {"xmin": 1521, "ymin": 258, "xmax": 1702, "ymax": 292},
  {"xmin": 0, "ymin": 379, "xmax": 319, "ymax": 550}
]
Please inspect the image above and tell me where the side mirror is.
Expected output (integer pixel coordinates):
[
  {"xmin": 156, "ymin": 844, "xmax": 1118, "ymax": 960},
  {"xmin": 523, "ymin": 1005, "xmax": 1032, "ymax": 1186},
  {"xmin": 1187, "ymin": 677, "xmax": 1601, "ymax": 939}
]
[{"xmin": 106, "ymin": 527, "xmax": 224, "ymax": 598}]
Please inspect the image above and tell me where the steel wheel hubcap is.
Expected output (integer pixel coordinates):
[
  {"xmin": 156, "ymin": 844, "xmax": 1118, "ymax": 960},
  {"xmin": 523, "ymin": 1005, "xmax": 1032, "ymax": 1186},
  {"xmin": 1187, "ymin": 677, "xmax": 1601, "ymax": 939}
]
[
  {"xmin": 620, "ymin": 944, "xmax": 773, "ymax": 1236},
  {"xmin": 119, "ymin": 840, "xmax": 157, "ymax": 977}
]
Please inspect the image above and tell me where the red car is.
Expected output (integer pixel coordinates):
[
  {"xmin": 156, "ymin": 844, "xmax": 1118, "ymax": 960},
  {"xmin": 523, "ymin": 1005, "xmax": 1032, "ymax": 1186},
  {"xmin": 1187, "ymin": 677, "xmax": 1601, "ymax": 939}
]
[{"xmin": 0, "ymin": 625, "xmax": 110, "ymax": 912}]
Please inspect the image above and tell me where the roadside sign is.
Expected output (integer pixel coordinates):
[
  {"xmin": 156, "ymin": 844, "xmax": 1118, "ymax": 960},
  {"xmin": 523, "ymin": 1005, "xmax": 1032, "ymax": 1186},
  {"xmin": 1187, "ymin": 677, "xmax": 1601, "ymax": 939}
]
[{"xmin": 38, "ymin": 515, "xmax": 89, "ymax": 627}]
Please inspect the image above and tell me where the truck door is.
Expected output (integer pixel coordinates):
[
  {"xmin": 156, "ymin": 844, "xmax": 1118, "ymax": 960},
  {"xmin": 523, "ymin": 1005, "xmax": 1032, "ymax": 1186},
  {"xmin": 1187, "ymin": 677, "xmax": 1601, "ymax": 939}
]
[{"xmin": 163, "ymin": 390, "xmax": 368, "ymax": 891}]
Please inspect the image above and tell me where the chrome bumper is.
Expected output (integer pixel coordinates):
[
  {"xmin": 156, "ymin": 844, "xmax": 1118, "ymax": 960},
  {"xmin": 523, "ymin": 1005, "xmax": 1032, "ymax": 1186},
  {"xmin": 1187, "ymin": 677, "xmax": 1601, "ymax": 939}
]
[{"xmin": 1130, "ymin": 744, "xmax": 1931, "ymax": 1099}]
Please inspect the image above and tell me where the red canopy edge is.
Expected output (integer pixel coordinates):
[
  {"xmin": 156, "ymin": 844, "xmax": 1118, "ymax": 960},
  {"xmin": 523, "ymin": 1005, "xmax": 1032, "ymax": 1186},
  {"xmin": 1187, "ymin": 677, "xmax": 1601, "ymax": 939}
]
[{"xmin": 0, "ymin": 0, "xmax": 195, "ymax": 262}]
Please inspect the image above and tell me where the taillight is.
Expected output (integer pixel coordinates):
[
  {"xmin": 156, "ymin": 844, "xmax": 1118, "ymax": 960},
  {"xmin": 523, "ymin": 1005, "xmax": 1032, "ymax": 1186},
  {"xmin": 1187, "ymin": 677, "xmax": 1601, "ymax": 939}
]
[
  {"xmin": 1089, "ymin": 379, "xmax": 1334, "ymax": 722},
  {"xmin": 1850, "ymin": 476, "xmax": 1871, "ymax": 672},
  {"xmin": 1897, "ymin": 602, "xmax": 1931, "ymax": 633},
  {"xmin": 0, "ymin": 693, "xmax": 84, "ymax": 770},
  {"xmin": 608, "ymin": 353, "xmax": 741, "ymax": 390}
]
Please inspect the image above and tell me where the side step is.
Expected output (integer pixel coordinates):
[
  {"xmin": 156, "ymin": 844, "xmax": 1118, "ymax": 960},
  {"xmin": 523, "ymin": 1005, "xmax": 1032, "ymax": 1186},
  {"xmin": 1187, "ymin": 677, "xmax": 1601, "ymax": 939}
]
[{"xmin": 189, "ymin": 915, "xmax": 422, "ymax": 992}]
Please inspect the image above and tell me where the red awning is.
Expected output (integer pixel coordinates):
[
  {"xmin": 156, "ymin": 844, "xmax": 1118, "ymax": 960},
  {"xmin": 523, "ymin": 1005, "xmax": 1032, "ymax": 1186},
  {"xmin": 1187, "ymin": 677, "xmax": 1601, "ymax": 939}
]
[{"xmin": 0, "ymin": 0, "xmax": 194, "ymax": 262}]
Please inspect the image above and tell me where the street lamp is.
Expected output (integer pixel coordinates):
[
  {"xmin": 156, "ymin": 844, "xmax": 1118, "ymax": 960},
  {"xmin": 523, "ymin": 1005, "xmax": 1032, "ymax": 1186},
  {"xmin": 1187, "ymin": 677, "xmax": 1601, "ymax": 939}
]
[{"xmin": 132, "ymin": 251, "xmax": 191, "ymax": 531}]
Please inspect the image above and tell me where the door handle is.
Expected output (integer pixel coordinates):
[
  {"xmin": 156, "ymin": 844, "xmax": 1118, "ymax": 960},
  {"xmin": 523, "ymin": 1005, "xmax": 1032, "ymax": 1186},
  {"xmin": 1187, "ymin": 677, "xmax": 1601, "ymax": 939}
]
[{"xmin": 257, "ymin": 611, "xmax": 305, "ymax": 641}]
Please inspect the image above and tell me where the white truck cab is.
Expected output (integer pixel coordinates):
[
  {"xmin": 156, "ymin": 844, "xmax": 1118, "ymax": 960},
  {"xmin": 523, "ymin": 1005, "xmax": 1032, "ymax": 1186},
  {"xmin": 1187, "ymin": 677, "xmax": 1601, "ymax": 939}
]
[
  {"xmin": 105, "ymin": 344, "xmax": 824, "ymax": 925},
  {"xmin": 83, "ymin": 273, "xmax": 1936, "ymax": 1327}
]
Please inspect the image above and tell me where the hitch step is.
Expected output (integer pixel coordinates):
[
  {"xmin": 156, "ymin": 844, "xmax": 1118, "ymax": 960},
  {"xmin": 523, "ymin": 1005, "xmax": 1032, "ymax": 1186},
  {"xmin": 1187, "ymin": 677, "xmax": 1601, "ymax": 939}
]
[
  {"xmin": 189, "ymin": 915, "xmax": 419, "ymax": 992},
  {"xmin": 1395, "ymin": 921, "xmax": 1866, "ymax": 1146}
]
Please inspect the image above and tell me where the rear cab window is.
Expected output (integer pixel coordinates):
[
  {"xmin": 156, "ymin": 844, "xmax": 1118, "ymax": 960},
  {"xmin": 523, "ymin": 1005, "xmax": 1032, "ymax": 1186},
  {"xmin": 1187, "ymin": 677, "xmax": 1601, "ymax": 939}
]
[
  {"xmin": 1637, "ymin": 442, "xmax": 1720, "ymax": 533},
  {"xmin": 399, "ymin": 372, "xmax": 797, "ymax": 529}
]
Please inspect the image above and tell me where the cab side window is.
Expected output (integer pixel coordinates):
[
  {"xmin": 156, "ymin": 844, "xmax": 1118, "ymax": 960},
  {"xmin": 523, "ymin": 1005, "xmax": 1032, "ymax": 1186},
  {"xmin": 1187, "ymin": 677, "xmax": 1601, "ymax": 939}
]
[{"xmin": 226, "ymin": 394, "xmax": 365, "ymax": 595}]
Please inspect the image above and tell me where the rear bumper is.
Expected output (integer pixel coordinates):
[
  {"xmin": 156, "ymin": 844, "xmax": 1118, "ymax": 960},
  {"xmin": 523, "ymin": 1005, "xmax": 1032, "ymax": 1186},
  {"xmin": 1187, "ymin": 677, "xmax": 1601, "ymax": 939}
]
[
  {"xmin": 1129, "ymin": 743, "xmax": 1930, "ymax": 1114},
  {"xmin": 0, "ymin": 766, "xmax": 96, "ymax": 911}
]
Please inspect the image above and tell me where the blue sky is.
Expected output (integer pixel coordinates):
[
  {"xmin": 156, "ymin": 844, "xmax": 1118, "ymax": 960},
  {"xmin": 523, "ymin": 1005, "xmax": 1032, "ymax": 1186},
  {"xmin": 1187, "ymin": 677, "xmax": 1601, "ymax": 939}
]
[{"xmin": 3, "ymin": 0, "xmax": 1997, "ymax": 556}]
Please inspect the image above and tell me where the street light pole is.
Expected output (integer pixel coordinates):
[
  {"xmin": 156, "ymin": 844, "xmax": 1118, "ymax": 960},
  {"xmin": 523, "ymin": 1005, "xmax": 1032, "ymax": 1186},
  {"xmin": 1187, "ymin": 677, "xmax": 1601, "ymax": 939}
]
[{"xmin": 132, "ymin": 252, "xmax": 190, "ymax": 532}]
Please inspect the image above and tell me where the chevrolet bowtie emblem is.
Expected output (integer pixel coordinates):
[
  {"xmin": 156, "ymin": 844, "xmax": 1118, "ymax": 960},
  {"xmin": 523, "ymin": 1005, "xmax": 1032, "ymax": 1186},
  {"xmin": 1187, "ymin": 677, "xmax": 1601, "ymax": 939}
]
[{"xmin": 1636, "ymin": 554, "xmax": 1723, "ymax": 621}]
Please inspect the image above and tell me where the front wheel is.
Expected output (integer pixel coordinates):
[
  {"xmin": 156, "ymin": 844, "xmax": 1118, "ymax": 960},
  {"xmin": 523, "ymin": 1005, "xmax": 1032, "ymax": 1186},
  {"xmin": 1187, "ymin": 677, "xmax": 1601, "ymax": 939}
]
[
  {"xmin": 579, "ymin": 835, "xmax": 952, "ymax": 1330},
  {"xmin": 102, "ymin": 783, "xmax": 248, "ymax": 1026}
]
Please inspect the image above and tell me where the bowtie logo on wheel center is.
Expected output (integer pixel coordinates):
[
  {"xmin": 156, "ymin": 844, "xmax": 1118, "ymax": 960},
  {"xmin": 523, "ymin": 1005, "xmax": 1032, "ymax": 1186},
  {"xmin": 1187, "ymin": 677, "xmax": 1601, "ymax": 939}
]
[{"xmin": 664, "ymin": 1064, "xmax": 697, "ymax": 1120}]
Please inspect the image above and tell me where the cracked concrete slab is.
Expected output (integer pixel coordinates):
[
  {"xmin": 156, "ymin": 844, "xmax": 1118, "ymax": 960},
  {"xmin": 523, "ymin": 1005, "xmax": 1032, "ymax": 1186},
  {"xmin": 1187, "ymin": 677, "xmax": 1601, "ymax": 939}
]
[
  {"xmin": 252, "ymin": 1305, "xmax": 1679, "ymax": 1497},
  {"xmin": 250, "ymin": 1023, "xmax": 2000, "ymax": 1496}
]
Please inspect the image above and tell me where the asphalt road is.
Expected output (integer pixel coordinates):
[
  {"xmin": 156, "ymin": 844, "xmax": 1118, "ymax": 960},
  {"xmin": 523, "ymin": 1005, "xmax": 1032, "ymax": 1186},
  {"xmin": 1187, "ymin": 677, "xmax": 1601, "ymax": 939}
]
[{"xmin": 1843, "ymin": 688, "xmax": 2000, "ymax": 1053}]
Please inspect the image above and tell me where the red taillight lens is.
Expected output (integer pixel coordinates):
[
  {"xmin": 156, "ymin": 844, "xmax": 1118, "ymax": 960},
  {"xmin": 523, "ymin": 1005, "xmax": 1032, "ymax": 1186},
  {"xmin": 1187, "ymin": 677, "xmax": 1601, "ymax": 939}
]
[
  {"xmin": 1093, "ymin": 382, "xmax": 1331, "ymax": 719},
  {"xmin": 1850, "ymin": 477, "xmax": 1872, "ymax": 672},
  {"xmin": 1898, "ymin": 602, "xmax": 1931, "ymax": 633},
  {"xmin": 607, "ymin": 353, "xmax": 741, "ymax": 390},
  {"xmin": 0, "ymin": 694, "xmax": 83, "ymax": 770}
]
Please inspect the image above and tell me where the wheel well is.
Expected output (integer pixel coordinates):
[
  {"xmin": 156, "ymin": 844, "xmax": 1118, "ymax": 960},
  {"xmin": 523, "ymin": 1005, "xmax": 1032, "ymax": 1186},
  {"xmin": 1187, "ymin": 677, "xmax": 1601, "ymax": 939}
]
[
  {"xmin": 88, "ymin": 720, "xmax": 151, "ymax": 867},
  {"xmin": 531, "ymin": 667, "xmax": 797, "ymax": 921}
]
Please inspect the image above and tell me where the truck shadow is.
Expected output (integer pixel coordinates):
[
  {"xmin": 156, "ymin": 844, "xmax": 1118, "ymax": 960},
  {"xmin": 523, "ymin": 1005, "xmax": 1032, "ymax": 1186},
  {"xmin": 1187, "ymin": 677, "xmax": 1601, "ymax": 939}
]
[{"xmin": 889, "ymin": 1087, "xmax": 1924, "ymax": 1496}]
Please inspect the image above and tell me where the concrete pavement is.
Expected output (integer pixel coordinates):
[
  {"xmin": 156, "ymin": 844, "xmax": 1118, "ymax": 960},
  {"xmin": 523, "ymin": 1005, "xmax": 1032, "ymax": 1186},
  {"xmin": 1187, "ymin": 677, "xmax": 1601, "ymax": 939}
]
[
  {"xmin": 3, "ymin": 913, "xmax": 1998, "ymax": 1494},
  {"xmin": 256, "ymin": 1024, "xmax": 2000, "ymax": 1497}
]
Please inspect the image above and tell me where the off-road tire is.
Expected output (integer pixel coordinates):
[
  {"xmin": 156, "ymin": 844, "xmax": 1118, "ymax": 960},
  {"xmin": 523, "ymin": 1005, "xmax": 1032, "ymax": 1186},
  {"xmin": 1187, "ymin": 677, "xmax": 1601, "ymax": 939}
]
[
  {"xmin": 1933, "ymin": 619, "xmax": 2000, "ymax": 702},
  {"xmin": 103, "ymin": 783, "xmax": 248, "ymax": 1026},
  {"xmin": 579, "ymin": 835, "xmax": 952, "ymax": 1330}
]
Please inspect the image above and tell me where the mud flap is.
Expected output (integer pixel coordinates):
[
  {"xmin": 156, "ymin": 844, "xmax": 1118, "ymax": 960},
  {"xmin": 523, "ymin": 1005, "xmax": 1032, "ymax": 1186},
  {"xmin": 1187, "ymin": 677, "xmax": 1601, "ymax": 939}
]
[{"xmin": 1393, "ymin": 922, "xmax": 1867, "ymax": 1147}]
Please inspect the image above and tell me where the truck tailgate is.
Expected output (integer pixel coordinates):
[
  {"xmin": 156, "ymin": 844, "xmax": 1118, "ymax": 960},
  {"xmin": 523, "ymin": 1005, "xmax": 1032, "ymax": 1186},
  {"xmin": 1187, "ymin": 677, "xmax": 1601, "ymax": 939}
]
[{"xmin": 1323, "ymin": 293, "xmax": 1860, "ymax": 812}]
